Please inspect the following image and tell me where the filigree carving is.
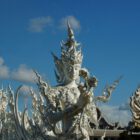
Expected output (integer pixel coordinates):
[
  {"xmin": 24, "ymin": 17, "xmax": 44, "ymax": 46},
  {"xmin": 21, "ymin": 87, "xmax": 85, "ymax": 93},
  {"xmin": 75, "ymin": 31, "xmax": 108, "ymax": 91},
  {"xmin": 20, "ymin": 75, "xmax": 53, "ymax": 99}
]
[
  {"xmin": 130, "ymin": 88, "xmax": 140, "ymax": 128},
  {"xmin": 0, "ymin": 23, "xmax": 121, "ymax": 140}
]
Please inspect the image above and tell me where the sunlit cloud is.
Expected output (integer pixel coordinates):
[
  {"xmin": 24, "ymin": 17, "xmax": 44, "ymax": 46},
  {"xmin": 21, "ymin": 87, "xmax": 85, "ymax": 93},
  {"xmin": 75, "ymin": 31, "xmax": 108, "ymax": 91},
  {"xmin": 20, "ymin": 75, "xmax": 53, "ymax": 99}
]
[
  {"xmin": 0, "ymin": 57, "xmax": 37, "ymax": 83},
  {"xmin": 99, "ymin": 104, "xmax": 131, "ymax": 127},
  {"xmin": 11, "ymin": 64, "xmax": 36, "ymax": 83},
  {"xmin": 20, "ymin": 85, "xmax": 31, "ymax": 93},
  {"xmin": 0, "ymin": 57, "xmax": 9, "ymax": 79},
  {"xmin": 0, "ymin": 57, "xmax": 4, "ymax": 65},
  {"xmin": 28, "ymin": 16, "xmax": 81, "ymax": 33},
  {"xmin": 59, "ymin": 16, "xmax": 81, "ymax": 30},
  {"xmin": 28, "ymin": 16, "xmax": 53, "ymax": 32},
  {"xmin": 118, "ymin": 100, "xmax": 130, "ymax": 110}
]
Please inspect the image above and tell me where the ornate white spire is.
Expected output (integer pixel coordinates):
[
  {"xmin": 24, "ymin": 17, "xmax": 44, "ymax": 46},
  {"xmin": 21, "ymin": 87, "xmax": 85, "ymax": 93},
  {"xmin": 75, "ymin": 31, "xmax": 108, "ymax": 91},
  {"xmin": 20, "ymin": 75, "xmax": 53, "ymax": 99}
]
[
  {"xmin": 67, "ymin": 21, "xmax": 75, "ymax": 40},
  {"xmin": 52, "ymin": 22, "xmax": 83, "ymax": 83},
  {"xmin": 63, "ymin": 21, "xmax": 80, "ymax": 48}
]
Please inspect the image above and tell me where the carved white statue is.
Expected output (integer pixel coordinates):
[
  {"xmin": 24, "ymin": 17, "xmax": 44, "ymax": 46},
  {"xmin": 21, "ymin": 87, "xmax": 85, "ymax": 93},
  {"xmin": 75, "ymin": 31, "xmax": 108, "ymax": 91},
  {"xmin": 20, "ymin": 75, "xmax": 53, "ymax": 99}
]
[
  {"xmin": 33, "ymin": 22, "xmax": 98, "ymax": 139},
  {"xmin": 0, "ymin": 23, "xmax": 121, "ymax": 140}
]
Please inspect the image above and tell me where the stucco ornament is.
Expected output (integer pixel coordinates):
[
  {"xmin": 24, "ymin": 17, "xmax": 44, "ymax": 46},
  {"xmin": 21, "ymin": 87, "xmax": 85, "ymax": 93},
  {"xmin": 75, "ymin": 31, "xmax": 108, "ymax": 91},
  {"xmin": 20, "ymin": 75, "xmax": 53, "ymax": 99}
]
[
  {"xmin": 0, "ymin": 23, "xmax": 120, "ymax": 140},
  {"xmin": 130, "ymin": 87, "xmax": 140, "ymax": 128},
  {"xmin": 26, "ymin": 23, "xmax": 119, "ymax": 140},
  {"xmin": 33, "ymin": 23, "xmax": 99, "ymax": 139}
]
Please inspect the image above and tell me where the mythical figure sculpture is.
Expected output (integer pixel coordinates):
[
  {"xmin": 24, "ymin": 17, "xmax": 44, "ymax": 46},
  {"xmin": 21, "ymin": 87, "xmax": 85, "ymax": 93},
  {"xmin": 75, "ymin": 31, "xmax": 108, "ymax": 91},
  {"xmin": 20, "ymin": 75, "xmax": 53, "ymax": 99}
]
[
  {"xmin": 0, "ymin": 23, "xmax": 120, "ymax": 140},
  {"xmin": 32, "ymin": 23, "xmax": 99, "ymax": 139}
]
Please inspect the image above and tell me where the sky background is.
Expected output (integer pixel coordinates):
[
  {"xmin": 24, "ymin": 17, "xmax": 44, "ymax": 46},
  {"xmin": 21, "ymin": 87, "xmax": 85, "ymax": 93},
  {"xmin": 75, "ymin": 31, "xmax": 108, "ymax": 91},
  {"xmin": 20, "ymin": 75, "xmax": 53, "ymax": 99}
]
[{"xmin": 0, "ymin": 0, "xmax": 140, "ymax": 126}]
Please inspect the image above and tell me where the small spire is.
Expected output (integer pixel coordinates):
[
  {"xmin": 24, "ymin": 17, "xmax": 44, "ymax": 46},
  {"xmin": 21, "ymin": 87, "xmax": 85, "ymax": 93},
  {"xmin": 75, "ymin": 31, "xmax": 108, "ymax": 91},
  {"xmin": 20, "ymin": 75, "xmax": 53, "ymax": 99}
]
[
  {"xmin": 63, "ymin": 21, "xmax": 80, "ymax": 47},
  {"xmin": 67, "ymin": 20, "xmax": 75, "ymax": 40}
]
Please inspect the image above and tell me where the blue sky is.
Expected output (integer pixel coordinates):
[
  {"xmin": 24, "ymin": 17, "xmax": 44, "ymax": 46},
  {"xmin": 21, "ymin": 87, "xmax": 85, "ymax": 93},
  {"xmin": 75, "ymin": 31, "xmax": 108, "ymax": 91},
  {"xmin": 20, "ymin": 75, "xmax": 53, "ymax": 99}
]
[{"xmin": 0, "ymin": 0, "xmax": 140, "ymax": 125}]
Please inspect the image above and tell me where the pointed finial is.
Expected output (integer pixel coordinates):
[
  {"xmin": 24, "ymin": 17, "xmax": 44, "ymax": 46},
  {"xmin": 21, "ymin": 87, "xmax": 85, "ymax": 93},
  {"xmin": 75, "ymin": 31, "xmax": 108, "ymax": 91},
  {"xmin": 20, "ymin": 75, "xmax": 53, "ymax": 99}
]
[
  {"xmin": 67, "ymin": 20, "xmax": 75, "ymax": 40},
  {"xmin": 63, "ymin": 20, "xmax": 80, "ymax": 47}
]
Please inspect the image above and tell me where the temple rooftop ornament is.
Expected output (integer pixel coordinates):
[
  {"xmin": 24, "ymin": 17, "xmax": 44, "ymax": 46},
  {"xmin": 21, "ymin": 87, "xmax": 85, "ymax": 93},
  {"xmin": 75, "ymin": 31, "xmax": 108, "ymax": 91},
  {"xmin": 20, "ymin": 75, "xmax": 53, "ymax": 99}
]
[
  {"xmin": 130, "ymin": 87, "xmax": 140, "ymax": 129},
  {"xmin": 0, "ymin": 23, "xmax": 123, "ymax": 140},
  {"xmin": 63, "ymin": 21, "xmax": 80, "ymax": 48}
]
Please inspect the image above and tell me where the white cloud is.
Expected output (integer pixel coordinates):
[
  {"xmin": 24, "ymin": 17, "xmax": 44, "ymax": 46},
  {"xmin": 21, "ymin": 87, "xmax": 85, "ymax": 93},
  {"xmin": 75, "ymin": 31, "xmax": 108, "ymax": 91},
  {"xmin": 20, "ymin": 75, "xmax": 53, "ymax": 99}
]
[
  {"xmin": 20, "ymin": 85, "xmax": 31, "ymax": 93},
  {"xmin": 99, "ymin": 104, "xmax": 131, "ymax": 127},
  {"xmin": 0, "ymin": 57, "xmax": 37, "ymax": 83},
  {"xmin": 0, "ymin": 57, "xmax": 9, "ymax": 79},
  {"xmin": 28, "ymin": 16, "xmax": 53, "ymax": 32},
  {"xmin": 118, "ymin": 101, "xmax": 130, "ymax": 110},
  {"xmin": 0, "ymin": 57, "xmax": 4, "ymax": 65},
  {"xmin": 0, "ymin": 66, "xmax": 9, "ymax": 79},
  {"xmin": 59, "ymin": 16, "xmax": 81, "ymax": 30},
  {"xmin": 11, "ymin": 64, "xmax": 36, "ymax": 83},
  {"xmin": 19, "ymin": 85, "xmax": 33, "ymax": 100},
  {"xmin": 27, "ymin": 16, "xmax": 81, "ymax": 33}
]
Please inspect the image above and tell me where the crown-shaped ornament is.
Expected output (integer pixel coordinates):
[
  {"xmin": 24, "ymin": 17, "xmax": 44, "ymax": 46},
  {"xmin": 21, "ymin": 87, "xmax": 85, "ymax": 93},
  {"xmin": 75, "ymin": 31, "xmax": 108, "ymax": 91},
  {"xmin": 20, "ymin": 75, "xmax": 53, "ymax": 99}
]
[
  {"xmin": 60, "ymin": 22, "xmax": 83, "ymax": 65},
  {"xmin": 52, "ymin": 22, "xmax": 83, "ymax": 83}
]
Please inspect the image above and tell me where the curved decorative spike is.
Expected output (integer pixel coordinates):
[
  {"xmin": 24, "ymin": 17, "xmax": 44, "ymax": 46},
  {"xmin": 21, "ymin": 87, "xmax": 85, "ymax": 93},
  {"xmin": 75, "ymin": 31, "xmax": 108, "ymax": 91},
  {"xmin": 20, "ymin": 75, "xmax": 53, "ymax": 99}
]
[
  {"xmin": 7, "ymin": 84, "xmax": 12, "ymax": 94},
  {"xmin": 60, "ymin": 41, "xmax": 65, "ymax": 47},
  {"xmin": 34, "ymin": 70, "xmax": 48, "ymax": 87},
  {"xmin": 14, "ymin": 86, "xmax": 27, "ymax": 140},
  {"xmin": 51, "ymin": 52, "xmax": 59, "ymax": 62},
  {"xmin": 54, "ymin": 70, "xmax": 61, "ymax": 83},
  {"xmin": 95, "ymin": 76, "xmax": 122, "ymax": 102},
  {"xmin": 15, "ymin": 85, "xmax": 22, "ymax": 121},
  {"xmin": 22, "ymin": 108, "xmax": 31, "ymax": 139},
  {"xmin": 22, "ymin": 108, "xmax": 27, "ymax": 129},
  {"xmin": 62, "ymin": 40, "xmax": 65, "ymax": 44}
]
